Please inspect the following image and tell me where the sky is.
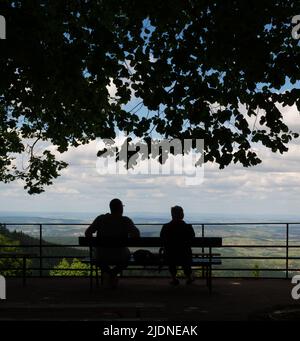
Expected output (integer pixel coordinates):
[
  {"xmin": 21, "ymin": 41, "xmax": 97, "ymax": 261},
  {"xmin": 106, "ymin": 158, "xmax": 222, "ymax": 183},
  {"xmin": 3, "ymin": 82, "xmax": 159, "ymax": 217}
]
[{"xmin": 0, "ymin": 101, "xmax": 299, "ymax": 219}]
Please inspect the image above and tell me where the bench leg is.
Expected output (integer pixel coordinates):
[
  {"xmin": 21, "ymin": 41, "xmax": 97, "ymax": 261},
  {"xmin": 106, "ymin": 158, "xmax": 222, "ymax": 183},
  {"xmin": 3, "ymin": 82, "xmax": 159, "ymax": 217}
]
[
  {"xmin": 208, "ymin": 264, "xmax": 212, "ymax": 295},
  {"xmin": 204, "ymin": 266, "xmax": 211, "ymax": 292},
  {"xmin": 89, "ymin": 246, "xmax": 94, "ymax": 291},
  {"xmin": 205, "ymin": 266, "xmax": 209, "ymax": 286},
  {"xmin": 96, "ymin": 266, "xmax": 100, "ymax": 288},
  {"xmin": 22, "ymin": 257, "xmax": 26, "ymax": 287},
  {"xmin": 89, "ymin": 263, "xmax": 93, "ymax": 291},
  {"xmin": 101, "ymin": 270, "xmax": 104, "ymax": 286}
]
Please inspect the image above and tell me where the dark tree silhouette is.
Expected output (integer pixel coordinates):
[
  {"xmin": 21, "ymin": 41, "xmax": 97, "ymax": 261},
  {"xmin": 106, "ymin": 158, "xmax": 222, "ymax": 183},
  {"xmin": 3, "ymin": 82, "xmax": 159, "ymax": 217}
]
[{"xmin": 0, "ymin": 0, "xmax": 299, "ymax": 193}]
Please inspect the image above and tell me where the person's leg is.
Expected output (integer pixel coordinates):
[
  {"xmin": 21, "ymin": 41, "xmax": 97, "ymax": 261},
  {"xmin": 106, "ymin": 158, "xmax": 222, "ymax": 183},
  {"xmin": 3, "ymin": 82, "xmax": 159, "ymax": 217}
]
[
  {"xmin": 168, "ymin": 264, "xmax": 179, "ymax": 285},
  {"xmin": 109, "ymin": 262, "xmax": 129, "ymax": 289},
  {"xmin": 111, "ymin": 249, "xmax": 131, "ymax": 276},
  {"xmin": 99, "ymin": 263, "xmax": 112, "ymax": 274},
  {"xmin": 111, "ymin": 262, "xmax": 128, "ymax": 275},
  {"xmin": 182, "ymin": 263, "xmax": 192, "ymax": 276},
  {"xmin": 182, "ymin": 262, "xmax": 194, "ymax": 284},
  {"xmin": 165, "ymin": 251, "xmax": 179, "ymax": 285},
  {"xmin": 98, "ymin": 264, "xmax": 113, "ymax": 287}
]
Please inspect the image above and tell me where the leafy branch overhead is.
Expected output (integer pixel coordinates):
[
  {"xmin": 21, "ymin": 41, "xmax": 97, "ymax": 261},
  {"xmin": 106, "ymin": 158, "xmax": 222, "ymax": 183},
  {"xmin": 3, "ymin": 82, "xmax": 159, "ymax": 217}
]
[{"xmin": 0, "ymin": 0, "xmax": 299, "ymax": 193}]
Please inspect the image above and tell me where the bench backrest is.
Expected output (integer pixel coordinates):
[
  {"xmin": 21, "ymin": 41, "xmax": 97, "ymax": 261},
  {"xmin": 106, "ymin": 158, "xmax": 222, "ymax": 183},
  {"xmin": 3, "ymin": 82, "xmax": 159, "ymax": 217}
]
[{"xmin": 78, "ymin": 236, "xmax": 222, "ymax": 248}]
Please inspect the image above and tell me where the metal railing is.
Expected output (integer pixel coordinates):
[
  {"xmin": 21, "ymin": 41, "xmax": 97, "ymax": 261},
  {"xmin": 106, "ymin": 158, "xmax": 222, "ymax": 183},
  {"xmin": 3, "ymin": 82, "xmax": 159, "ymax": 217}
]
[{"xmin": 0, "ymin": 222, "xmax": 300, "ymax": 279}]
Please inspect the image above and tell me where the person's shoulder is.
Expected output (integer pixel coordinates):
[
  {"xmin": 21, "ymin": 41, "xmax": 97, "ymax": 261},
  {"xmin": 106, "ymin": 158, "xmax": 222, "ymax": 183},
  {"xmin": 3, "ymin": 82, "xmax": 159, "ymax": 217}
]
[
  {"xmin": 183, "ymin": 221, "xmax": 194, "ymax": 228},
  {"xmin": 162, "ymin": 221, "xmax": 172, "ymax": 229},
  {"xmin": 95, "ymin": 213, "xmax": 110, "ymax": 221},
  {"xmin": 161, "ymin": 222, "xmax": 171, "ymax": 236},
  {"xmin": 184, "ymin": 222, "xmax": 195, "ymax": 235},
  {"xmin": 122, "ymin": 216, "xmax": 134, "ymax": 224},
  {"xmin": 97, "ymin": 213, "xmax": 108, "ymax": 218}
]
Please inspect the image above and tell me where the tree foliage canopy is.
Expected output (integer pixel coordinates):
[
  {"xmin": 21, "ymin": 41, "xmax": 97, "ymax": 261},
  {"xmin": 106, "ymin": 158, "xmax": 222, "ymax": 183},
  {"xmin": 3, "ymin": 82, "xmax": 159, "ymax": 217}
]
[{"xmin": 0, "ymin": 0, "xmax": 299, "ymax": 193}]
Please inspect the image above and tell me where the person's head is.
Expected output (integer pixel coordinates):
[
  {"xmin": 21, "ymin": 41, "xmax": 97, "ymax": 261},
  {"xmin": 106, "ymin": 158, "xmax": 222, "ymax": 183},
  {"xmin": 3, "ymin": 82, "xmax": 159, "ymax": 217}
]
[
  {"xmin": 171, "ymin": 205, "xmax": 184, "ymax": 221},
  {"xmin": 109, "ymin": 198, "xmax": 124, "ymax": 216}
]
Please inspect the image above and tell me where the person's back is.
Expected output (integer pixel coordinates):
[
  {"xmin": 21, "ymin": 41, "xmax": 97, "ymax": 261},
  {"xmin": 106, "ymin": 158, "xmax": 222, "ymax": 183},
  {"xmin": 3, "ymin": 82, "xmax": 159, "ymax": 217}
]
[
  {"xmin": 90, "ymin": 213, "xmax": 138, "ymax": 263},
  {"xmin": 85, "ymin": 198, "xmax": 140, "ymax": 287},
  {"xmin": 161, "ymin": 220, "xmax": 194, "ymax": 255},
  {"xmin": 160, "ymin": 206, "xmax": 195, "ymax": 285}
]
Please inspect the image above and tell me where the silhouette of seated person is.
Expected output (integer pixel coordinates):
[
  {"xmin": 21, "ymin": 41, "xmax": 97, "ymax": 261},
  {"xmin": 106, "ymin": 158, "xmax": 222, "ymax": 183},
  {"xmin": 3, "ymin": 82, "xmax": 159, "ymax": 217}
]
[
  {"xmin": 160, "ymin": 206, "xmax": 195, "ymax": 285},
  {"xmin": 85, "ymin": 198, "xmax": 140, "ymax": 287}
]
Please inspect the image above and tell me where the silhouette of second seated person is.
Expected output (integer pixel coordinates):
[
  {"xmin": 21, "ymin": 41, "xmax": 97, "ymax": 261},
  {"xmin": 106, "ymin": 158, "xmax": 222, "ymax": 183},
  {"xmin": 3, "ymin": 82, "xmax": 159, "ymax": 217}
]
[
  {"xmin": 85, "ymin": 198, "xmax": 140, "ymax": 288},
  {"xmin": 160, "ymin": 206, "xmax": 195, "ymax": 285}
]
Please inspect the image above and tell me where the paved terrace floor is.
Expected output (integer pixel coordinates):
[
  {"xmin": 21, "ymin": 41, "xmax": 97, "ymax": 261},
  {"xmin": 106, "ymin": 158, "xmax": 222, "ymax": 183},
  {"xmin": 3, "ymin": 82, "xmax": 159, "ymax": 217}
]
[{"xmin": 0, "ymin": 278, "xmax": 299, "ymax": 321}]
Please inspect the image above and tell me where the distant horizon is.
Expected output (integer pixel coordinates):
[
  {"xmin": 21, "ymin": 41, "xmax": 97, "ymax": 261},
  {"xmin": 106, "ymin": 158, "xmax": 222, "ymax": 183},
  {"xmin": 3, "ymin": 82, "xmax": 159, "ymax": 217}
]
[{"xmin": 0, "ymin": 210, "xmax": 299, "ymax": 222}]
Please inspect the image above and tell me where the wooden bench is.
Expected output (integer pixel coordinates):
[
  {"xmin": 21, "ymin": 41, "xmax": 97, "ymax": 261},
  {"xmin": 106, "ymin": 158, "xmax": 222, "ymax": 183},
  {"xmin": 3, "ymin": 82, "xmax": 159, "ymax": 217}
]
[{"xmin": 79, "ymin": 237, "xmax": 222, "ymax": 293}]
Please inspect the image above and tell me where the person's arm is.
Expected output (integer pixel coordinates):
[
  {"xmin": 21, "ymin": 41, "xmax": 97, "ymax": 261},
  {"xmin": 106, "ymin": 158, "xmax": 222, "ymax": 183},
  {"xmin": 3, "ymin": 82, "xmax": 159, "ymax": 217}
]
[
  {"xmin": 187, "ymin": 224, "xmax": 195, "ymax": 240},
  {"xmin": 160, "ymin": 225, "xmax": 166, "ymax": 239},
  {"xmin": 127, "ymin": 218, "xmax": 140, "ymax": 238},
  {"xmin": 85, "ymin": 216, "xmax": 101, "ymax": 237}
]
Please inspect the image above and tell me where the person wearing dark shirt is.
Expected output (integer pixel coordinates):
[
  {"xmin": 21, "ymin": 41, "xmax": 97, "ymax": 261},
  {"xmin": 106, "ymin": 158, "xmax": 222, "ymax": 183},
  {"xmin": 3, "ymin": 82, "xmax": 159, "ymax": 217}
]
[
  {"xmin": 160, "ymin": 206, "xmax": 195, "ymax": 285},
  {"xmin": 85, "ymin": 198, "xmax": 140, "ymax": 288}
]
